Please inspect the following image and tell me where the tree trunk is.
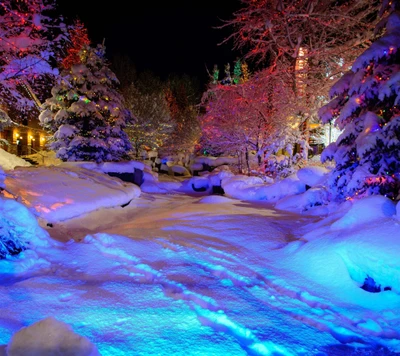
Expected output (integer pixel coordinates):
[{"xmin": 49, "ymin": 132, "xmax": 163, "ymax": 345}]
[{"xmin": 245, "ymin": 147, "xmax": 250, "ymax": 175}]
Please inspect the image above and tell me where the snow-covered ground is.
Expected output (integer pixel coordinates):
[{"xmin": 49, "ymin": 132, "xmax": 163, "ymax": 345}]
[{"xmin": 0, "ymin": 150, "xmax": 399, "ymax": 355}]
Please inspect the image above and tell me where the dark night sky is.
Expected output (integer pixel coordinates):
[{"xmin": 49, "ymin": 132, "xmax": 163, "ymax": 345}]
[{"xmin": 56, "ymin": 0, "xmax": 243, "ymax": 89}]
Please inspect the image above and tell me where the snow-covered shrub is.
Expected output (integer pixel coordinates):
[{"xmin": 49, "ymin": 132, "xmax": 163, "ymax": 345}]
[
  {"xmin": 0, "ymin": 197, "xmax": 51, "ymax": 259},
  {"xmin": 265, "ymin": 154, "xmax": 302, "ymax": 180},
  {"xmin": 275, "ymin": 186, "xmax": 330, "ymax": 213}
]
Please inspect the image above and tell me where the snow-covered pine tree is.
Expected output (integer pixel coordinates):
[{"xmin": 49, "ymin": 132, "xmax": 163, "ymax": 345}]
[
  {"xmin": 233, "ymin": 58, "xmax": 242, "ymax": 84},
  {"xmin": 319, "ymin": 0, "xmax": 400, "ymax": 200},
  {"xmin": 39, "ymin": 44, "xmax": 133, "ymax": 163}
]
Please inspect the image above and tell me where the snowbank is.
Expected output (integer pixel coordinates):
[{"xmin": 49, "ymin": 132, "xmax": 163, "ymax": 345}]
[
  {"xmin": 331, "ymin": 195, "xmax": 396, "ymax": 230},
  {"xmin": 0, "ymin": 148, "xmax": 30, "ymax": 170},
  {"xmin": 4, "ymin": 165, "xmax": 141, "ymax": 223},
  {"xmin": 222, "ymin": 174, "xmax": 306, "ymax": 202}
]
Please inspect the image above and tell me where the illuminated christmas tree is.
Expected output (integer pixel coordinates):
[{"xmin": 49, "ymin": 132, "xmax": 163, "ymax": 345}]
[
  {"xmin": 240, "ymin": 61, "xmax": 250, "ymax": 83},
  {"xmin": 39, "ymin": 44, "xmax": 133, "ymax": 163},
  {"xmin": 319, "ymin": 1, "xmax": 400, "ymax": 200},
  {"xmin": 62, "ymin": 20, "xmax": 90, "ymax": 70},
  {"xmin": 233, "ymin": 58, "xmax": 241, "ymax": 84}
]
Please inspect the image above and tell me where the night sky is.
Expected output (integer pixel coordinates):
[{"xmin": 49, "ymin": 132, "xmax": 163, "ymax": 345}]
[{"xmin": 56, "ymin": 0, "xmax": 243, "ymax": 89}]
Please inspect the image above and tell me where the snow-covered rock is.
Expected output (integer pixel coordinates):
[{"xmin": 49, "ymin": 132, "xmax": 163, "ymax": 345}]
[
  {"xmin": 6, "ymin": 316, "xmax": 99, "ymax": 356},
  {"xmin": 189, "ymin": 176, "xmax": 210, "ymax": 192},
  {"xmin": 171, "ymin": 165, "xmax": 190, "ymax": 176},
  {"xmin": 296, "ymin": 166, "xmax": 329, "ymax": 187},
  {"xmin": 275, "ymin": 186, "xmax": 330, "ymax": 213}
]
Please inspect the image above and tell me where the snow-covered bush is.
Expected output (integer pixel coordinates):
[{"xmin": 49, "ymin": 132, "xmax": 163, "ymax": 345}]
[
  {"xmin": 265, "ymin": 154, "xmax": 303, "ymax": 180},
  {"xmin": 0, "ymin": 196, "xmax": 51, "ymax": 259}
]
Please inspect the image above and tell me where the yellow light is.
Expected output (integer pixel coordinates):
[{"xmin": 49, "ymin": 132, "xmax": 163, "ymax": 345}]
[
  {"xmin": 309, "ymin": 123, "xmax": 320, "ymax": 129},
  {"xmin": 15, "ymin": 133, "xmax": 19, "ymax": 137}
]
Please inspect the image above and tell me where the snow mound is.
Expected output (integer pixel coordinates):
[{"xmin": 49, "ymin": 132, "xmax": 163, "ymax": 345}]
[
  {"xmin": 5, "ymin": 166, "xmax": 141, "ymax": 223},
  {"xmin": 222, "ymin": 174, "xmax": 306, "ymax": 202},
  {"xmin": 296, "ymin": 166, "xmax": 329, "ymax": 187},
  {"xmin": 331, "ymin": 195, "xmax": 396, "ymax": 230},
  {"xmin": 188, "ymin": 176, "xmax": 211, "ymax": 192},
  {"xmin": 275, "ymin": 186, "xmax": 330, "ymax": 213},
  {"xmin": 6, "ymin": 316, "xmax": 99, "ymax": 356},
  {"xmin": 171, "ymin": 165, "xmax": 190, "ymax": 176},
  {"xmin": 0, "ymin": 148, "xmax": 31, "ymax": 170},
  {"xmin": 61, "ymin": 160, "xmax": 145, "ymax": 173}
]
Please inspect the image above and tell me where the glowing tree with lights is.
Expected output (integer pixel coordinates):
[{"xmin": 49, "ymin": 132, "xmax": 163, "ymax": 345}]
[
  {"xmin": 0, "ymin": 0, "xmax": 68, "ymax": 120},
  {"xmin": 62, "ymin": 20, "xmax": 90, "ymax": 70},
  {"xmin": 200, "ymin": 69, "xmax": 305, "ymax": 175},
  {"xmin": 39, "ymin": 44, "xmax": 133, "ymax": 163},
  {"xmin": 240, "ymin": 61, "xmax": 250, "ymax": 83},
  {"xmin": 233, "ymin": 58, "xmax": 242, "ymax": 84},
  {"xmin": 123, "ymin": 72, "xmax": 174, "ymax": 157},
  {"xmin": 212, "ymin": 64, "xmax": 219, "ymax": 85},
  {"xmin": 223, "ymin": 0, "xmax": 381, "ymax": 149},
  {"xmin": 319, "ymin": 0, "xmax": 400, "ymax": 200}
]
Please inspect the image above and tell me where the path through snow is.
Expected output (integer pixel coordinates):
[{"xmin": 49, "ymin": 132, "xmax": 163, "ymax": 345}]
[{"xmin": 29, "ymin": 193, "xmax": 397, "ymax": 355}]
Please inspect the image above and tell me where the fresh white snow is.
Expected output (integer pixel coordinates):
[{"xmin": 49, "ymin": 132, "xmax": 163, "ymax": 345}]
[{"xmin": 0, "ymin": 151, "xmax": 399, "ymax": 355}]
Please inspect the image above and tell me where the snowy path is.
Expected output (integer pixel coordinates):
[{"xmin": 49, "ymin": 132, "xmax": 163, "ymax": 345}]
[{"xmin": 1, "ymin": 193, "xmax": 398, "ymax": 355}]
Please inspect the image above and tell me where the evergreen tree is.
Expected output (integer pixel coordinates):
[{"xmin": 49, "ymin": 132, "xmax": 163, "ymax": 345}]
[
  {"xmin": 233, "ymin": 58, "xmax": 242, "ymax": 84},
  {"xmin": 212, "ymin": 64, "xmax": 219, "ymax": 85},
  {"xmin": 39, "ymin": 44, "xmax": 133, "ymax": 163},
  {"xmin": 240, "ymin": 62, "xmax": 250, "ymax": 83},
  {"xmin": 319, "ymin": 1, "xmax": 400, "ymax": 200}
]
